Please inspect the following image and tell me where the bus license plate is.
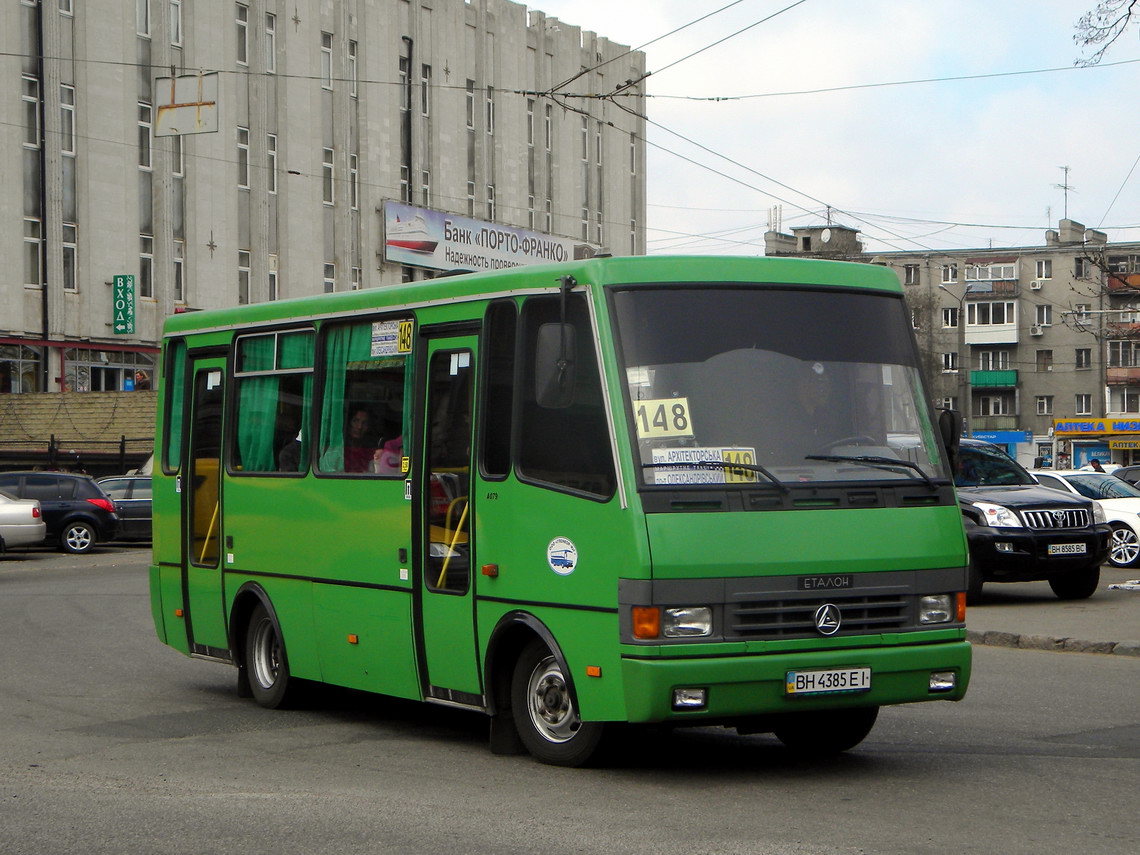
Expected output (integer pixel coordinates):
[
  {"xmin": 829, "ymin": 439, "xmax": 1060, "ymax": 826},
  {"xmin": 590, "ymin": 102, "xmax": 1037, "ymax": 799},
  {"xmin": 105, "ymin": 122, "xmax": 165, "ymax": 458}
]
[
  {"xmin": 786, "ymin": 668, "xmax": 871, "ymax": 696},
  {"xmin": 1047, "ymin": 543, "xmax": 1086, "ymax": 556}
]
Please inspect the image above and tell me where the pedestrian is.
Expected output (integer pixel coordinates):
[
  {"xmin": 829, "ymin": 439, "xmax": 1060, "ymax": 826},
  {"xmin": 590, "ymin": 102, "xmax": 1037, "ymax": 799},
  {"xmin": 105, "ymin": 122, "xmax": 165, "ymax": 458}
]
[{"xmin": 1090, "ymin": 458, "xmax": 1105, "ymax": 472}]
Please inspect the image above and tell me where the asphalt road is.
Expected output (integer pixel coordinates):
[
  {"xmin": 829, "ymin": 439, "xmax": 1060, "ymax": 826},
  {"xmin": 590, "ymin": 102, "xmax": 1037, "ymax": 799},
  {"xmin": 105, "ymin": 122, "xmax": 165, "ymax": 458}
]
[{"xmin": 1, "ymin": 546, "xmax": 1137, "ymax": 855}]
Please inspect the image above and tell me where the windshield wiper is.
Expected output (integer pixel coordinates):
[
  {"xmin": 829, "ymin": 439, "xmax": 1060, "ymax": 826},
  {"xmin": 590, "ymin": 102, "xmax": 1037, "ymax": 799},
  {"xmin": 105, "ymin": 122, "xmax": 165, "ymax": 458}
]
[
  {"xmin": 642, "ymin": 460, "xmax": 789, "ymax": 494},
  {"xmin": 804, "ymin": 455, "xmax": 937, "ymax": 489}
]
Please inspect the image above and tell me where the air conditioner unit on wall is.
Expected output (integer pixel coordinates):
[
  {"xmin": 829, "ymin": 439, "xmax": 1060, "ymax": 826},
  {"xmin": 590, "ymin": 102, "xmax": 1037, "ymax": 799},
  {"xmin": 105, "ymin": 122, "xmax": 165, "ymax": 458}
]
[
  {"xmin": 1030, "ymin": 325, "xmax": 1043, "ymax": 336},
  {"xmin": 1030, "ymin": 280, "xmax": 1043, "ymax": 290}
]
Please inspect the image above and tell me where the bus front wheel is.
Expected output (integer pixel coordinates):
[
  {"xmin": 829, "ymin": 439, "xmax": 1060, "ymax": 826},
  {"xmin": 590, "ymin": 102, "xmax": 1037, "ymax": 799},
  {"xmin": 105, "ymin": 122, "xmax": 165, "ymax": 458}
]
[
  {"xmin": 510, "ymin": 639, "xmax": 605, "ymax": 767},
  {"xmin": 244, "ymin": 603, "xmax": 299, "ymax": 709},
  {"xmin": 772, "ymin": 706, "xmax": 879, "ymax": 756}
]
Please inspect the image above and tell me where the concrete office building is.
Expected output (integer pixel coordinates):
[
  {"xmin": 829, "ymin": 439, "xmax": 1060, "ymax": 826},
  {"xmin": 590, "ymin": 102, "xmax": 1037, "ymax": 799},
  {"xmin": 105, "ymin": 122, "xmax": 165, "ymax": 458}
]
[
  {"xmin": 766, "ymin": 220, "xmax": 1140, "ymax": 468},
  {"xmin": 1, "ymin": 0, "xmax": 647, "ymax": 397}
]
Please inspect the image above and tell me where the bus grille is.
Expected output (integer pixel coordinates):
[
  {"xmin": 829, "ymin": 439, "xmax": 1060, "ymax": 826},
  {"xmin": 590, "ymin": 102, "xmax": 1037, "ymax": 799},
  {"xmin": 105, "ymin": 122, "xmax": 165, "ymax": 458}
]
[
  {"xmin": 1020, "ymin": 508, "xmax": 1090, "ymax": 529},
  {"xmin": 729, "ymin": 594, "xmax": 908, "ymax": 639}
]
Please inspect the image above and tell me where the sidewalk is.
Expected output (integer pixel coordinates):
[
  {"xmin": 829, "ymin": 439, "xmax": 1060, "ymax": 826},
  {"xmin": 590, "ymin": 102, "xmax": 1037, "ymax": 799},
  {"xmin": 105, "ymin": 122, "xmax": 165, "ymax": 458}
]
[{"xmin": 965, "ymin": 565, "xmax": 1140, "ymax": 656}]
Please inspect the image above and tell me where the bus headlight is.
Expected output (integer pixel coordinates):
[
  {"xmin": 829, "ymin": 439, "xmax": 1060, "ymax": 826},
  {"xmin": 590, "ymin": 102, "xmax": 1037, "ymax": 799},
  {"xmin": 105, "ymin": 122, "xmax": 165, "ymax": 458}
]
[
  {"xmin": 919, "ymin": 594, "xmax": 953, "ymax": 624},
  {"xmin": 662, "ymin": 607, "xmax": 712, "ymax": 638}
]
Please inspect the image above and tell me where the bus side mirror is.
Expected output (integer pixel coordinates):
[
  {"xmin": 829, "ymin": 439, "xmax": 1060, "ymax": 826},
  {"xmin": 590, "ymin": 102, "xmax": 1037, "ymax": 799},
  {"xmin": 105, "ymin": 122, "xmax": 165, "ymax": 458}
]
[
  {"xmin": 535, "ymin": 322, "xmax": 577, "ymax": 408},
  {"xmin": 938, "ymin": 408, "xmax": 963, "ymax": 470}
]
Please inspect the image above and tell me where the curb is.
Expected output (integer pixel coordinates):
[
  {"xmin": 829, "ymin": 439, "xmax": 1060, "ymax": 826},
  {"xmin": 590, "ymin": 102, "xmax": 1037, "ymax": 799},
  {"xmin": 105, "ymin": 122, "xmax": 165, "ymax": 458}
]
[{"xmin": 966, "ymin": 629, "xmax": 1140, "ymax": 657}]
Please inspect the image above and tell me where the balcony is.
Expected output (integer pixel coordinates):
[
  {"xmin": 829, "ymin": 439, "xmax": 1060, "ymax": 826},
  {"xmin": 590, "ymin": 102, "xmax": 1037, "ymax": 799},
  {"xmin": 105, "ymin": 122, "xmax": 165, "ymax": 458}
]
[
  {"xmin": 1107, "ymin": 366, "xmax": 1140, "ymax": 386},
  {"xmin": 964, "ymin": 323, "xmax": 1018, "ymax": 345},
  {"xmin": 971, "ymin": 369, "xmax": 1018, "ymax": 388},
  {"xmin": 970, "ymin": 416, "xmax": 1020, "ymax": 432}
]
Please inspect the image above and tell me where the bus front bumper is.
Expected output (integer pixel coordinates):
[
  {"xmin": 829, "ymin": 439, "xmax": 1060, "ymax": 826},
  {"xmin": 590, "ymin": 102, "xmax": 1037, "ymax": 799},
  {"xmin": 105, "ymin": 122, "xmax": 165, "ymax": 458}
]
[{"xmin": 619, "ymin": 640, "xmax": 971, "ymax": 723}]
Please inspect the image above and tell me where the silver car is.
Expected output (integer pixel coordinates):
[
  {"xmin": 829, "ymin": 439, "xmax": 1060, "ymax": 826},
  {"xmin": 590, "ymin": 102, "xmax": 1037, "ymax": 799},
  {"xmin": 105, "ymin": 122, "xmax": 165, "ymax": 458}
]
[{"xmin": 0, "ymin": 488, "xmax": 47, "ymax": 552}]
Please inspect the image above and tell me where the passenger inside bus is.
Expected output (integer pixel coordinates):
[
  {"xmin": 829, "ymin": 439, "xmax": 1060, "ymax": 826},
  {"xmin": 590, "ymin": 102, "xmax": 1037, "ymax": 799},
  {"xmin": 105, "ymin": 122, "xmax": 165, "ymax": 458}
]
[{"xmin": 343, "ymin": 407, "xmax": 375, "ymax": 472}]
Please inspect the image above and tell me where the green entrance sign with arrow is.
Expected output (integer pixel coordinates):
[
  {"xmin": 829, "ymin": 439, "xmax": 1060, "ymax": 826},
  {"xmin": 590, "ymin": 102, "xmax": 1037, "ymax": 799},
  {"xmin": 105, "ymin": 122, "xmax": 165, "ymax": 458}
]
[{"xmin": 113, "ymin": 275, "xmax": 136, "ymax": 335}]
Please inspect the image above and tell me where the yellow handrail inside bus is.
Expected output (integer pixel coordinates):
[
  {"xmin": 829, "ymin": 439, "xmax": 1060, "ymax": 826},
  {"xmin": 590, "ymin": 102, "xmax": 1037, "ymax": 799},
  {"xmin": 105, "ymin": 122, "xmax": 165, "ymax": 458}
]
[
  {"xmin": 199, "ymin": 501, "xmax": 219, "ymax": 564},
  {"xmin": 435, "ymin": 500, "xmax": 469, "ymax": 589}
]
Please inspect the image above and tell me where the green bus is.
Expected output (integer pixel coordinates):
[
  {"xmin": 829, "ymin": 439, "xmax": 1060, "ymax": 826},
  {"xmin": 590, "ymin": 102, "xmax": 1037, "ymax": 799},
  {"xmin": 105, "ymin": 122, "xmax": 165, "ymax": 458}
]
[{"xmin": 150, "ymin": 255, "xmax": 971, "ymax": 766}]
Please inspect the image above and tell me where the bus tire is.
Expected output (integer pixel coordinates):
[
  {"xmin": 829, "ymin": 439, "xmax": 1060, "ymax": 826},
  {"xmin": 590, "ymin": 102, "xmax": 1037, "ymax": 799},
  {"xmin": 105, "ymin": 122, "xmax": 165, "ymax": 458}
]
[
  {"xmin": 244, "ymin": 603, "xmax": 299, "ymax": 709},
  {"xmin": 773, "ymin": 706, "xmax": 879, "ymax": 756},
  {"xmin": 510, "ymin": 639, "xmax": 605, "ymax": 767}
]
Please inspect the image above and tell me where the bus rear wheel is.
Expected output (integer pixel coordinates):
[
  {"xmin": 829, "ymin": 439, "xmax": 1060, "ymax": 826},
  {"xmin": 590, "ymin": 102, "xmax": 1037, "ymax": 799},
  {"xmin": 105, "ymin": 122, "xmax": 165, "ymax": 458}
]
[
  {"xmin": 772, "ymin": 706, "xmax": 879, "ymax": 756},
  {"xmin": 510, "ymin": 639, "xmax": 605, "ymax": 767},
  {"xmin": 244, "ymin": 603, "xmax": 299, "ymax": 709}
]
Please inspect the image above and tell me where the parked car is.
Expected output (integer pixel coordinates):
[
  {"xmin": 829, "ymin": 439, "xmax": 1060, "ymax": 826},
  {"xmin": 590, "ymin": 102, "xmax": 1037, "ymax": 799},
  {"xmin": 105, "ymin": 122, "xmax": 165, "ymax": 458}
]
[
  {"xmin": 0, "ymin": 489, "xmax": 47, "ymax": 552},
  {"xmin": 1112, "ymin": 464, "xmax": 1140, "ymax": 487},
  {"xmin": 0, "ymin": 472, "xmax": 119, "ymax": 554},
  {"xmin": 96, "ymin": 476, "xmax": 152, "ymax": 542},
  {"xmin": 1031, "ymin": 469, "xmax": 1140, "ymax": 568},
  {"xmin": 954, "ymin": 440, "xmax": 1109, "ymax": 601}
]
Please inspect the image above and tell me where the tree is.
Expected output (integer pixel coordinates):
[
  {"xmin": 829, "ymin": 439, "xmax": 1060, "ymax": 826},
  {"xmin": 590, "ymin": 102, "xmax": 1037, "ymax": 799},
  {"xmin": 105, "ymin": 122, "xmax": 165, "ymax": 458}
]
[{"xmin": 1075, "ymin": 0, "xmax": 1139, "ymax": 66}]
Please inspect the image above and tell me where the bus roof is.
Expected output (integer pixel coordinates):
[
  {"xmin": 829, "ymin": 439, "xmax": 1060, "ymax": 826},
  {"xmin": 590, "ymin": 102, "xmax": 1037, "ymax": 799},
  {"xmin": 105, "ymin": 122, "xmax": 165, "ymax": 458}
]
[{"xmin": 162, "ymin": 254, "xmax": 901, "ymax": 338}]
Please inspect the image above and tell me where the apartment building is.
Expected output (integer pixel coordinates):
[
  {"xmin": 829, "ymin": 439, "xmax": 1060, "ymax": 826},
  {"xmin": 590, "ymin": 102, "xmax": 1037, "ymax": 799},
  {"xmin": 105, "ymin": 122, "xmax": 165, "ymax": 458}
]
[
  {"xmin": 1, "ymin": 0, "xmax": 646, "ymax": 397},
  {"xmin": 766, "ymin": 220, "xmax": 1140, "ymax": 468}
]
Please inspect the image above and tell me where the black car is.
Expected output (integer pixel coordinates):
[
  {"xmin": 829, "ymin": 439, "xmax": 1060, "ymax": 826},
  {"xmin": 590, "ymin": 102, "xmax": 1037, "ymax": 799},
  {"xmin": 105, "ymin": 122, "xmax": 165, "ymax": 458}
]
[
  {"xmin": 0, "ymin": 471, "xmax": 120, "ymax": 554},
  {"xmin": 955, "ymin": 440, "xmax": 1109, "ymax": 601},
  {"xmin": 97, "ymin": 476, "xmax": 152, "ymax": 541}
]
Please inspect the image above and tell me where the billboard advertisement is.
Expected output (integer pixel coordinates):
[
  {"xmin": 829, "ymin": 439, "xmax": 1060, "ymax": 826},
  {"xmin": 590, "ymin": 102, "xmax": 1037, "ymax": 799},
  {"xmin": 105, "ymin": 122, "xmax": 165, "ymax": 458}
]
[{"xmin": 383, "ymin": 201, "xmax": 593, "ymax": 273}]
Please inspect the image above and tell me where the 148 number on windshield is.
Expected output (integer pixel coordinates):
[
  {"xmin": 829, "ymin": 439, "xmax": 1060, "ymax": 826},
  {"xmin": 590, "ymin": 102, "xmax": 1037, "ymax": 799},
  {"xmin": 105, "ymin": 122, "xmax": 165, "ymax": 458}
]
[{"xmin": 634, "ymin": 397, "xmax": 694, "ymax": 439}]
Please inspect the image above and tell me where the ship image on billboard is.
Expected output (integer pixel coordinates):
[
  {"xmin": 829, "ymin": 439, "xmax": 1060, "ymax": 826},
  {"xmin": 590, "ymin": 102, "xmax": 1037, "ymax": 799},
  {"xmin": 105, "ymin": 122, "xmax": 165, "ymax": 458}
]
[{"xmin": 383, "ymin": 201, "xmax": 593, "ymax": 273}]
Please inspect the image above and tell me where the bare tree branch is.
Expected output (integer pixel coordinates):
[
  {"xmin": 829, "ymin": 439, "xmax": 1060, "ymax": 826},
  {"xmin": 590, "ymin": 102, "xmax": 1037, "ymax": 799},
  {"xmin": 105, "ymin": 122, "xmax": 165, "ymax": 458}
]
[{"xmin": 1075, "ymin": 0, "xmax": 1139, "ymax": 66}]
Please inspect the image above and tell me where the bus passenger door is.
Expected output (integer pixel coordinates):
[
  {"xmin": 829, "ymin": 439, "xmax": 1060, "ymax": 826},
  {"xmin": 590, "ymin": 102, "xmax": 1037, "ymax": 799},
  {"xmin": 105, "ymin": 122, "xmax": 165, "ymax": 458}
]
[
  {"xmin": 181, "ymin": 358, "xmax": 229, "ymax": 656},
  {"xmin": 415, "ymin": 334, "xmax": 482, "ymax": 701}
]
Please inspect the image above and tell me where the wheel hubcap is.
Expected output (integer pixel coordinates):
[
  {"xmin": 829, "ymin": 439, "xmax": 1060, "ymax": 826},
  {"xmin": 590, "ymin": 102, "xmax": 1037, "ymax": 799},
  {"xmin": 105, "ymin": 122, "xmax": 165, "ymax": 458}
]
[
  {"xmin": 1110, "ymin": 527, "xmax": 1139, "ymax": 566},
  {"xmin": 526, "ymin": 656, "xmax": 580, "ymax": 743},
  {"xmin": 67, "ymin": 527, "xmax": 91, "ymax": 550},
  {"xmin": 251, "ymin": 619, "xmax": 281, "ymax": 690}
]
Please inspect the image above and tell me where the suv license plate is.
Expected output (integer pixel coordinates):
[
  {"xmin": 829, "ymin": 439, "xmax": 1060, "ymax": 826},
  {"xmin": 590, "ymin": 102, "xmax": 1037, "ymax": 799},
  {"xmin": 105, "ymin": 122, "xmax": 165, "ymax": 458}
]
[
  {"xmin": 1048, "ymin": 543, "xmax": 1087, "ymax": 555},
  {"xmin": 786, "ymin": 668, "xmax": 871, "ymax": 696}
]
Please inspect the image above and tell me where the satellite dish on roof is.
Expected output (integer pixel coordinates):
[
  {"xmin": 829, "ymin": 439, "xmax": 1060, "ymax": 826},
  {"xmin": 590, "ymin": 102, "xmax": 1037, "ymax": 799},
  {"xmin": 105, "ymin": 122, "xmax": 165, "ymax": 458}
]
[{"xmin": 821, "ymin": 228, "xmax": 832, "ymax": 243}]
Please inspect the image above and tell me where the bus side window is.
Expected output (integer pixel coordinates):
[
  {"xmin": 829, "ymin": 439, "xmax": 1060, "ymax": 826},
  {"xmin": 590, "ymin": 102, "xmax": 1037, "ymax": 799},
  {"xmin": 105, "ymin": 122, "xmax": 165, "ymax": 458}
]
[
  {"xmin": 480, "ymin": 300, "xmax": 517, "ymax": 480},
  {"xmin": 231, "ymin": 330, "xmax": 314, "ymax": 474},
  {"xmin": 516, "ymin": 294, "xmax": 615, "ymax": 499},
  {"xmin": 317, "ymin": 318, "xmax": 412, "ymax": 476},
  {"xmin": 163, "ymin": 339, "xmax": 187, "ymax": 474}
]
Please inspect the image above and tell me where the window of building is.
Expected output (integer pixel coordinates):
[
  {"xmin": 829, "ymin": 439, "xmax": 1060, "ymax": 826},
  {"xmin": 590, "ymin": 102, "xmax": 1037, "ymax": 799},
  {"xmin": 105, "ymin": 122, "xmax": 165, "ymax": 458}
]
[
  {"xmin": 421, "ymin": 64, "xmax": 431, "ymax": 116},
  {"xmin": 421, "ymin": 170, "xmax": 430, "ymax": 206},
  {"xmin": 1109, "ymin": 340, "xmax": 1140, "ymax": 367},
  {"xmin": 139, "ymin": 235, "xmax": 153, "ymax": 298},
  {"xmin": 170, "ymin": 0, "xmax": 182, "ymax": 47},
  {"xmin": 1075, "ymin": 257, "xmax": 1090, "ymax": 278},
  {"xmin": 238, "ymin": 250, "xmax": 251, "ymax": 304},
  {"xmin": 171, "ymin": 133, "xmax": 184, "ymax": 176},
  {"xmin": 941, "ymin": 352, "xmax": 959, "ymax": 373},
  {"xmin": 63, "ymin": 348, "xmax": 155, "ymax": 393},
  {"xmin": 0, "ymin": 344, "xmax": 44, "ymax": 393},
  {"xmin": 977, "ymin": 395, "xmax": 1013, "ymax": 416},
  {"xmin": 60, "ymin": 84, "xmax": 75, "ymax": 155},
  {"xmin": 1075, "ymin": 393, "xmax": 1092, "ymax": 415},
  {"xmin": 323, "ymin": 263, "xmax": 335, "ymax": 293},
  {"xmin": 59, "ymin": 0, "xmax": 73, "ymax": 16},
  {"xmin": 173, "ymin": 239, "xmax": 184, "ymax": 302},
  {"xmin": 268, "ymin": 268, "xmax": 278, "ymax": 301},
  {"xmin": 1036, "ymin": 349, "xmax": 1053, "ymax": 372},
  {"xmin": 465, "ymin": 79, "xmax": 475, "ymax": 129},
  {"xmin": 527, "ymin": 99, "xmax": 535, "ymax": 146},
  {"xmin": 22, "ymin": 75, "xmax": 40, "ymax": 148},
  {"xmin": 942, "ymin": 307, "xmax": 959, "ymax": 328},
  {"xmin": 1073, "ymin": 303, "xmax": 1091, "ymax": 326},
  {"xmin": 941, "ymin": 264, "xmax": 958, "ymax": 283},
  {"xmin": 322, "ymin": 148, "xmax": 334, "ymax": 204},
  {"xmin": 137, "ymin": 0, "xmax": 150, "ymax": 36},
  {"xmin": 486, "ymin": 86, "xmax": 495, "ymax": 135},
  {"xmin": 348, "ymin": 40, "xmax": 356, "ymax": 95},
  {"xmin": 266, "ymin": 13, "xmax": 277, "ymax": 73},
  {"xmin": 351, "ymin": 267, "xmax": 362, "ymax": 291},
  {"xmin": 1036, "ymin": 259, "xmax": 1053, "ymax": 279},
  {"xmin": 903, "ymin": 264, "xmax": 920, "ymax": 285},
  {"xmin": 316, "ymin": 318, "xmax": 411, "ymax": 476},
  {"xmin": 1035, "ymin": 395, "xmax": 1054, "ymax": 416},
  {"xmin": 231, "ymin": 330, "xmax": 314, "ymax": 473},
  {"xmin": 486, "ymin": 184, "xmax": 495, "ymax": 221},
  {"xmin": 978, "ymin": 350, "xmax": 1010, "ymax": 370},
  {"xmin": 966, "ymin": 301, "xmax": 1015, "ymax": 325},
  {"xmin": 236, "ymin": 4, "xmax": 249, "ymax": 66},
  {"xmin": 267, "ymin": 133, "xmax": 277, "ymax": 193},
  {"xmin": 966, "ymin": 262, "xmax": 1016, "ymax": 281},
  {"xmin": 466, "ymin": 181, "xmax": 475, "ymax": 217},
  {"xmin": 321, "ymin": 32, "xmax": 333, "ymax": 89},
  {"xmin": 24, "ymin": 219, "xmax": 41, "ymax": 287},
  {"xmin": 138, "ymin": 102, "xmax": 152, "ymax": 168},
  {"xmin": 62, "ymin": 224, "xmax": 77, "ymax": 291},
  {"xmin": 1076, "ymin": 347, "xmax": 1091, "ymax": 370},
  {"xmin": 937, "ymin": 396, "xmax": 959, "ymax": 411},
  {"xmin": 237, "ymin": 127, "xmax": 250, "ymax": 188},
  {"xmin": 349, "ymin": 153, "xmax": 358, "ymax": 209},
  {"xmin": 1035, "ymin": 304, "xmax": 1053, "ymax": 326}
]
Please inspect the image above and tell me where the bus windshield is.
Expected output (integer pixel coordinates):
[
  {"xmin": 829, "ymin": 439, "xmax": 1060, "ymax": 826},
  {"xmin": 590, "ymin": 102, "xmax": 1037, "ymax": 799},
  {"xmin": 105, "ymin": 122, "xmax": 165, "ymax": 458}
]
[{"xmin": 611, "ymin": 285, "xmax": 947, "ymax": 488}]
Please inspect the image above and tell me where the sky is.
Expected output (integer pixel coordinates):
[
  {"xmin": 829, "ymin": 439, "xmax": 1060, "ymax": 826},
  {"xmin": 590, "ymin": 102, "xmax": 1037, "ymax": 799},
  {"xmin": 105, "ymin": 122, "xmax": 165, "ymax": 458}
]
[{"xmin": 525, "ymin": 0, "xmax": 1140, "ymax": 255}]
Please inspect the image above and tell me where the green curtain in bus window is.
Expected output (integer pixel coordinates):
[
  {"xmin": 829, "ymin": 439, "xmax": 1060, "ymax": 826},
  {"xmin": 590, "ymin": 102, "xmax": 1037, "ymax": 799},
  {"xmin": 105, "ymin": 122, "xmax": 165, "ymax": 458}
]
[
  {"xmin": 164, "ymin": 340, "xmax": 187, "ymax": 472},
  {"xmin": 318, "ymin": 323, "xmax": 372, "ymax": 472},
  {"xmin": 280, "ymin": 333, "xmax": 314, "ymax": 470},
  {"xmin": 236, "ymin": 337, "xmax": 279, "ymax": 471}
]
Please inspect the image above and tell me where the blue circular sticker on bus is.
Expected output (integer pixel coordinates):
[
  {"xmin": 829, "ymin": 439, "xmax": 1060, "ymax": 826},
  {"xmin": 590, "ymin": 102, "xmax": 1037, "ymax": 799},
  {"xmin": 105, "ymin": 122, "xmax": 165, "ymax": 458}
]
[{"xmin": 547, "ymin": 537, "xmax": 578, "ymax": 575}]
